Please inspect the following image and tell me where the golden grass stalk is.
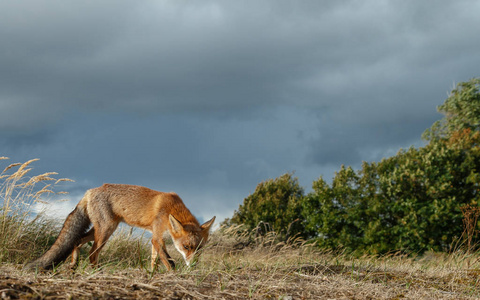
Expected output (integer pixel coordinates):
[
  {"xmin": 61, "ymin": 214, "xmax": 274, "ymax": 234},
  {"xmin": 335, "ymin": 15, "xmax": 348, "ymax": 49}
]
[
  {"xmin": 2, "ymin": 162, "xmax": 21, "ymax": 173},
  {"xmin": 0, "ymin": 157, "xmax": 73, "ymax": 264},
  {"xmin": 55, "ymin": 178, "xmax": 75, "ymax": 184}
]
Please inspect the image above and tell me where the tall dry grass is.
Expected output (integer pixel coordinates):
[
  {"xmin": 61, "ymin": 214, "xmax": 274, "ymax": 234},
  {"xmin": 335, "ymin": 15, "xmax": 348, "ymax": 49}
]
[{"xmin": 0, "ymin": 157, "xmax": 72, "ymax": 264}]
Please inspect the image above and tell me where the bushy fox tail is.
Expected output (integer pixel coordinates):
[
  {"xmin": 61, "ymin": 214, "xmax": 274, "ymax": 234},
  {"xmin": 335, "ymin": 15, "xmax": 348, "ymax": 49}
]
[{"xmin": 26, "ymin": 205, "xmax": 91, "ymax": 270}]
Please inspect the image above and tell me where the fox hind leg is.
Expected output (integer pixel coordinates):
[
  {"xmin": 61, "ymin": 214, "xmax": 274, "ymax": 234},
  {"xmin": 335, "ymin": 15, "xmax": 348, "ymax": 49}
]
[
  {"xmin": 89, "ymin": 222, "xmax": 119, "ymax": 266},
  {"xmin": 70, "ymin": 228, "xmax": 95, "ymax": 269}
]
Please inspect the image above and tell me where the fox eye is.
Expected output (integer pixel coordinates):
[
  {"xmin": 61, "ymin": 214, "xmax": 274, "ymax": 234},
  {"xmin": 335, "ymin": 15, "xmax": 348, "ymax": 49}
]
[{"xmin": 183, "ymin": 245, "xmax": 190, "ymax": 250}]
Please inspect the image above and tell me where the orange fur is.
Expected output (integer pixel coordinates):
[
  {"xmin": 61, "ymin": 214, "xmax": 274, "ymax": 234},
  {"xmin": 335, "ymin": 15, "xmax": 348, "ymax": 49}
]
[{"xmin": 26, "ymin": 184, "xmax": 215, "ymax": 271}]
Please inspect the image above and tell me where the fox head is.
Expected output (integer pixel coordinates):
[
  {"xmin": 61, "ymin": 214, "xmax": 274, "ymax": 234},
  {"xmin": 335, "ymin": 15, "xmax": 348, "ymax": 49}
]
[{"xmin": 169, "ymin": 214, "xmax": 216, "ymax": 267}]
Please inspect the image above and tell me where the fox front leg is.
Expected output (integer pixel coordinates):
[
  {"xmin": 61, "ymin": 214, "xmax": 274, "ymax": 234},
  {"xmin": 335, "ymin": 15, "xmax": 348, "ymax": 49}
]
[{"xmin": 151, "ymin": 239, "xmax": 175, "ymax": 271}]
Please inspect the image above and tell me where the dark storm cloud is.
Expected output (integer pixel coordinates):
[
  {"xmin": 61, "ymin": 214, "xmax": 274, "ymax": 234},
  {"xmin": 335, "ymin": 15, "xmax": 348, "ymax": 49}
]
[
  {"xmin": 1, "ymin": 0, "xmax": 480, "ymax": 220},
  {"xmin": 2, "ymin": 1, "xmax": 479, "ymax": 118}
]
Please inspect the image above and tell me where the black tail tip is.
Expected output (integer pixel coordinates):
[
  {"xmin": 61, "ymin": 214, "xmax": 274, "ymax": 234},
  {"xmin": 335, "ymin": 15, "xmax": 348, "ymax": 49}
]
[
  {"xmin": 24, "ymin": 262, "xmax": 39, "ymax": 271},
  {"xmin": 24, "ymin": 261, "xmax": 51, "ymax": 272}
]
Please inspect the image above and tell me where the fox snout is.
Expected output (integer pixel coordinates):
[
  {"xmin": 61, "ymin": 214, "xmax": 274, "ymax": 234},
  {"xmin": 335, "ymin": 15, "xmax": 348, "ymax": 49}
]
[
  {"xmin": 173, "ymin": 241, "xmax": 200, "ymax": 267},
  {"xmin": 182, "ymin": 251, "xmax": 195, "ymax": 267},
  {"xmin": 168, "ymin": 215, "xmax": 215, "ymax": 268},
  {"xmin": 186, "ymin": 255, "xmax": 199, "ymax": 267}
]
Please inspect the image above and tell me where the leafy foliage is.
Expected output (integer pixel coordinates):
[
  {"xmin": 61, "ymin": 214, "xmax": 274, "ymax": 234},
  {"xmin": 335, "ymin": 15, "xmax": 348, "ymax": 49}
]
[
  {"xmin": 225, "ymin": 173, "xmax": 307, "ymax": 240},
  {"xmin": 229, "ymin": 78, "xmax": 480, "ymax": 254},
  {"xmin": 303, "ymin": 78, "xmax": 480, "ymax": 253},
  {"xmin": 424, "ymin": 78, "xmax": 480, "ymax": 141}
]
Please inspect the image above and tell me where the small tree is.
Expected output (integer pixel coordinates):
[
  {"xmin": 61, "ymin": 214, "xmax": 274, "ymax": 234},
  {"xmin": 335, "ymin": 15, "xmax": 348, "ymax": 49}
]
[
  {"xmin": 226, "ymin": 173, "xmax": 306, "ymax": 240},
  {"xmin": 303, "ymin": 166, "xmax": 369, "ymax": 252}
]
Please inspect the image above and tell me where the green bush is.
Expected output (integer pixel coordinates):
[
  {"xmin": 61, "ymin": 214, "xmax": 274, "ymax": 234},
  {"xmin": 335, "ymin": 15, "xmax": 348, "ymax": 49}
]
[
  {"xmin": 303, "ymin": 78, "xmax": 480, "ymax": 254},
  {"xmin": 228, "ymin": 78, "xmax": 480, "ymax": 254},
  {"xmin": 225, "ymin": 173, "xmax": 307, "ymax": 240}
]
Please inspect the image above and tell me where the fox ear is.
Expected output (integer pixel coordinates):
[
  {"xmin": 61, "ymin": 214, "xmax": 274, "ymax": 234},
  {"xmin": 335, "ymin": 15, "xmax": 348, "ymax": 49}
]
[
  {"xmin": 169, "ymin": 214, "xmax": 184, "ymax": 234},
  {"xmin": 200, "ymin": 216, "xmax": 216, "ymax": 232}
]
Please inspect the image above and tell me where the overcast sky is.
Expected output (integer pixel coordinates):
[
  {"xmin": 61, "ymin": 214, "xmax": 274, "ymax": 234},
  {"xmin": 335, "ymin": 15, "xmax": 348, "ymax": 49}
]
[{"xmin": 1, "ymin": 0, "xmax": 479, "ymax": 223}]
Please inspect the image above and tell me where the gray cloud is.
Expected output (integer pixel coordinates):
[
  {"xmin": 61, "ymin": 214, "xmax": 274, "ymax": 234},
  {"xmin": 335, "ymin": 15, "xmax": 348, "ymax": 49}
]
[
  {"xmin": 1, "ymin": 0, "xmax": 479, "ymax": 220},
  {"xmin": 2, "ymin": 1, "xmax": 479, "ymax": 116}
]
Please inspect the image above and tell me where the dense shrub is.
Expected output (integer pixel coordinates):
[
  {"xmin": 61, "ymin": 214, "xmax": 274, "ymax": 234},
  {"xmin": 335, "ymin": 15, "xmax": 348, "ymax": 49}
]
[
  {"xmin": 225, "ymin": 173, "xmax": 307, "ymax": 240},
  {"xmin": 229, "ymin": 78, "xmax": 480, "ymax": 254}
]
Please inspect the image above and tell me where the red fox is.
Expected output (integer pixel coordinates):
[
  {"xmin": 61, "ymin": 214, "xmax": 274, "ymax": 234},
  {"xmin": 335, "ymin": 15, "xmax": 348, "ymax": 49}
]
[{"xmin": 26, "ymin": 184, "xmax": 215, "ymax": 271}]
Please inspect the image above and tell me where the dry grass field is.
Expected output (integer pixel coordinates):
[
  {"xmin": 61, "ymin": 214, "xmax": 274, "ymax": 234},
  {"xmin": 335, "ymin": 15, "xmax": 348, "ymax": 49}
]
[
  {"xmin": 1, "ymin": 158, "xmax": 480, "ymax": 299},
  {"xmin": 2, "ymin": 230, "xmax": 480, "ymax": 299}
]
